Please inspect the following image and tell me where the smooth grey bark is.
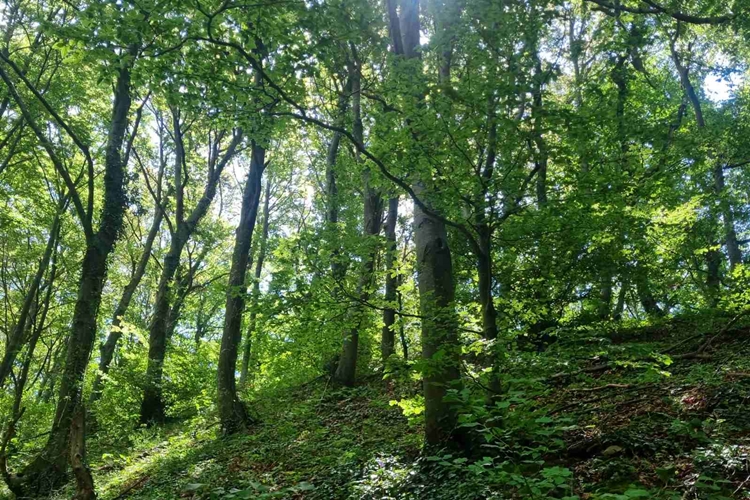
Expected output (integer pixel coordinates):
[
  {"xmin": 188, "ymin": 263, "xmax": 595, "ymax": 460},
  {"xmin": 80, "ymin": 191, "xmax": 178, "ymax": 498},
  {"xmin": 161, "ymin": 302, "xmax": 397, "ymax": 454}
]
[
  {"xmin": 388, "ymin": 0, "xmax": 464, "ymax": 447},
  {"xmin": 140, "ymin": 113, "xmax": 242, "ymax": 425},
  {"xmin": 239, "ymin": 177, "xmax": 272, "ymax": 387},
  {"xmin": 413, "ymin": 185, "xmax": 463, "ymax": 445},
  {"xmin": 217, "ymin": 141, "xmax": 265, "ymax": 434},
  {"xmin": 334, "ymin": 56, "xmax": 384, "ymax": 386},
  {"xmin": 381, "ymin": 196, "xmax": 399, "ymax": 361}
]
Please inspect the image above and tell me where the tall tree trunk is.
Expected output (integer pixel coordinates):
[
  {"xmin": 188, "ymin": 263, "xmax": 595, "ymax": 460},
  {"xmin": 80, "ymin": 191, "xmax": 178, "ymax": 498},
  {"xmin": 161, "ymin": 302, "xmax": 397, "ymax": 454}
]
[
  {"xmin": 398, "ymin": 276, "xmax": 408, "ymax": 360},
  {"xmin": 334, "ymin": 56, "xmax": 384, "ymax": 386},
  {"xmin": 240, "ymin": 177, "xmax": 272, "ymax": 387},
  {"xmin": 477, "ymin": 232, "xmax": 498, "ymax": 341},
  {"xmin": 413, "ymin": 187, "xmax": 463, "ymax": 445},
  {"xmin": 476, "ymin": 90, "xmax": 500, "ymax": 396},
  {"xmin": 613, "ymin": 278, "xmax": 628, "ymax": 320},
  {"xmin": 387, "ymin": 0, "xmax": 465, "ymax": 448},
  {"xmin": 217, "ymin": 142, "xmax": 265, "ymax": 434},
  {"xmin": 531, "ymin": 51, "xmax": 548, "ymax": 207},
  {"xmin": 333, "ymin": 175, "xmax": 383, "ymax": 385},
  {"xmin": 477, "ymin": 90, "xmax": 499, "ymax": 343},
  {"xmin": 0, "ymin": 203, "xmax": 62, "ymax": 388},
  {"xmin": 381, "ymin": 196, "xmax": 399, "ymax": 362},
  {"xmin": 325, "ymin": 77, "xmax": 352, "ymax": 284},
  {"xmin": 140, "ymin": 117, "xmax": 241, "ymax": 425},
  {"xmin": 714, "ymin": 165, "xmax": 741, "ymax": 270},
  {"xmin": 90, "ymin": 207, "xmax": 163, "ymax": 405},
  {"xmin": 671, "ymin": 41, "xmax": 738, "ymax": 296},
  {"xmin": 7, "ymin": 61, "xmax": 133, "ymax": 498},
  {"xmin": 598, "ymin": 274, "xmax": 613, "ymax": 320},
  {"xmin": 140, "ymin": 226, "xmax": 189, "ymax": 424}
]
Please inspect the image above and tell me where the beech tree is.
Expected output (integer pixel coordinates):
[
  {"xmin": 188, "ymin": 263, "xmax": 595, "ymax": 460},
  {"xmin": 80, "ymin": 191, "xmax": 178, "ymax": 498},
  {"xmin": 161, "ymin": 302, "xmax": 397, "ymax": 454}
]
[{"xmin": 0, "ymin": 0, "xmax": 747, "ymax": 497}]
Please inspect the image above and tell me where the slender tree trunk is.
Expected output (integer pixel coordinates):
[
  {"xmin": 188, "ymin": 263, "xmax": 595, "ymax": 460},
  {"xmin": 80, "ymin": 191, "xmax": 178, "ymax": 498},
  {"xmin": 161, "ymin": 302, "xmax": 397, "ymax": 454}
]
[
  {"xmin": 531, "ymin": 51, "xmax": 548, "ymax": 207},
  {"xmin": 671, "ymin": 43, "xmax": 738, "ymax": 296},
  {"xmin": 334, "ymin": 57, "xmax": 384, "ymax": 386},
  {"xmin": 240, "ymin": 178, "xmax": 271, "ymax": 387},
  {"xmin": 714, "ymin": 165, "xmax": 741, "ymax": 269},
  {"xmin": 635, "ymin": 272, "xmax": 664, "ymax": 317},
  {"xmin": 613, "ymin": 278, "xmax": 628, "ymax": 320},
  {"xmin": 381, "ymin": 196, "xmax": 399, "ymax": 362},
  {"xmin": 705, "ymin": 247, "xmax": 722, "ymax": 307},
  {"xmin": 11, "ymin": 239, "xmax": 57, "ymax": 405},
  {"xmin": 398, "ymin": 277, "xmax": 408, "ymax": 360},
  {"xmin": 217, "ymin": 142, "xmax": 265, "ymax": 434},
  {"xmin": 333, "ymin": 174, "xmax": 383, "ymax": 385},
  {"xmin": 0, "ymin": 204, "xmax": 61, "ymax": 388},
  {"xmin": 140, "ymin": 119, "xmax": 241, "ymax": 425},
  {"xmin": 325, "ymin": 77, "xmax": 352, "ymax": 284},
  {"xmin": 90, "ymin": 207, "xmax": 163, "ymax": 405},
  {"xmin": 598, "ymin": 274, "xmax": 613, "ymax": 320},
  {"xmin": 477, "ymin": 230, "xmax": 498, "ymax": 341},
  {"xmin": 8, "ymin": 61, "xmax": 133, "ymax": 498},
  {"xmin": 139, "ymin": 231, "xmax": 187, "ymax": 424}
]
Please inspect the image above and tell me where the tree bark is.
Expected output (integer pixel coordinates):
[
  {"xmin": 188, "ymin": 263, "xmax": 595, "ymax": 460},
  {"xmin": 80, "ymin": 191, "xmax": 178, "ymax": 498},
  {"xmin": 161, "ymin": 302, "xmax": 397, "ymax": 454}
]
[
  {"xmin": 597, "ymin": 274, "xmax": 613, "ymax": 320},
  {"xmin": 7, "ymin": 59, "xmax": 133, "ymax": 498},
  {"xmin": 413, "ymin": 186, "xmax": 463, "ymax": 446},
  {"xmin": 140, "ymin": 116, "xmax": 241, "ymax": 425},
  {"xmin": 613, "ymin": 278, "xmax": 628, "ymax": 320},
  {"xmin": 239, "ymin": 177, "xmax": 271, "ymax": 387},
  {"xmin": 387, "ymin": 0, "xmax": 465, "ymax": 448},
  {"xmin": 381, "ymin": 196, "xmax": 399, "ymax": 361},
  {"xmin": 333, "ymin": 172, "xmax": 383, "ymax": 385},
  {"xmin": 531, "ymin": 50, "xmax": 548, "ymax": 207},
  {"xmin": 0, "ymin": 202, "xmax": 62, "ymax": 388},
  {"xmin": 635, "ymin": 272, "xmax": 664, "ymax": 317},
  {"xmin": 218, "ymin": 142, "xmax": 265, "ymax": 434},
  {"xmin": 90, "ymin": 206, "xmax": 163, "ymax": 405},
  {"xmin": 714, "ymin": 165, "xmax": 742, "ymax": 270},
  {"xmin": 334, "ymin": 56, "xmax": 384, "ymax": 386},
  {"xmin": 671, "ymin": 40, "xmax": 739, "ymax": 293}
]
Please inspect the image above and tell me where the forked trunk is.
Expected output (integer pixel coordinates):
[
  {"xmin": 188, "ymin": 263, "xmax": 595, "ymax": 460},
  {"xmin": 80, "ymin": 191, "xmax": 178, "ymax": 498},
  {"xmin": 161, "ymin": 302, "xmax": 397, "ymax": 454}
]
[{"xmin": 7, "ymin": 59, "xmax": 132, "ymax": 498}]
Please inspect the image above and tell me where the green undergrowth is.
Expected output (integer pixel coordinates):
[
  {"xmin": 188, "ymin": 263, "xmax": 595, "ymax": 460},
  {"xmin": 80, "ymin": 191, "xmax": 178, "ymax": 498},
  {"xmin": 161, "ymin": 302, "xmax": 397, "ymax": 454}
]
[{"xmin": 34, "ymin": 313, "xmax": 750, "ymax": 499}]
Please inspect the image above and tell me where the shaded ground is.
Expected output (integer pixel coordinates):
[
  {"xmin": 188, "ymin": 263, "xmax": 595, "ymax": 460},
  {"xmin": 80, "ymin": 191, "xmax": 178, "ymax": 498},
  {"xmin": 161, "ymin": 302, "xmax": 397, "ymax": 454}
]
[{"xmin": 33, "ymin": 313, "xmax": 750, "ymax": 499}]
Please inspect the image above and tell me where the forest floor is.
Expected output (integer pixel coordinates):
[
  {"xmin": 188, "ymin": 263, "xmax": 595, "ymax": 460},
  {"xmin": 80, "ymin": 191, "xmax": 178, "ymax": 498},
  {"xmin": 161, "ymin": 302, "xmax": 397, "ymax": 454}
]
[{"xmin": 45, "ymin": 314, "xmax": 750, "ymax": 499}]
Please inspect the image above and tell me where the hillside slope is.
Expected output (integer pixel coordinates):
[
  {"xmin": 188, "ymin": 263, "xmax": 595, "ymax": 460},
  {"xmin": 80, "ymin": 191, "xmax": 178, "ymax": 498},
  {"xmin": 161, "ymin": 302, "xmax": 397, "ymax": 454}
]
[{"xmin": 35, "ymin": 315, "xmax": 750, "ymax": 499}]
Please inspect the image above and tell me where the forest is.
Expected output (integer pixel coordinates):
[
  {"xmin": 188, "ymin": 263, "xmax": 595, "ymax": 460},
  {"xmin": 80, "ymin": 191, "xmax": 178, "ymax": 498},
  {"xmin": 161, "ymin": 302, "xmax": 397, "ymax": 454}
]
[{"xmin": 1, "ymin": 0, "xmax": 750, "ymax": 498}]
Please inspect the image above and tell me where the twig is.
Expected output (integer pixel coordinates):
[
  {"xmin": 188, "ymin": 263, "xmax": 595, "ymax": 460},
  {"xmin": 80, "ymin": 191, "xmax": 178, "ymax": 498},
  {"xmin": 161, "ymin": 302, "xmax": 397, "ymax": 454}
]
[
  {"xmin": 670, "ymin": 309, "xmax": 750, "ymax": 359},
  {"xmin": 570, "ymin": 383, "xmax": 632, "ymax": 392},
  {"xmin": 114, "ymin": 475, "xmax": 150, "ymax": 500},
  {"xmin": 734, "ymin": 473, "xmax": 750, "ymax": 495},
  {"xmin": 549, "ymin": 363, "xmax": 612, "ymax": 380}
]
